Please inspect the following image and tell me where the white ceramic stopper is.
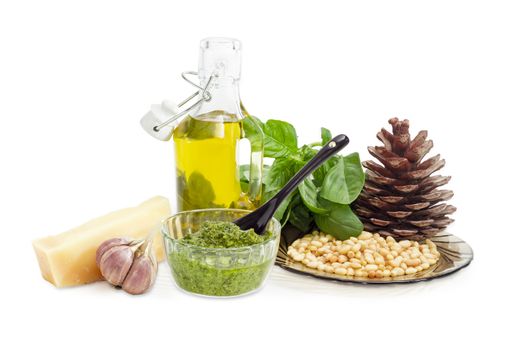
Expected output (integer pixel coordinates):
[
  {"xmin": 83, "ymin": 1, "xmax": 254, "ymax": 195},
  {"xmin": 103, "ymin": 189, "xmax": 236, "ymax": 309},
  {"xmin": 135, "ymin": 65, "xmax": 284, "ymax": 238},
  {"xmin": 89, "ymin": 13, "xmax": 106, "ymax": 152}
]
[{"xmin": 140, "ymin": 100, "xmax": 179, "ymax": 141}]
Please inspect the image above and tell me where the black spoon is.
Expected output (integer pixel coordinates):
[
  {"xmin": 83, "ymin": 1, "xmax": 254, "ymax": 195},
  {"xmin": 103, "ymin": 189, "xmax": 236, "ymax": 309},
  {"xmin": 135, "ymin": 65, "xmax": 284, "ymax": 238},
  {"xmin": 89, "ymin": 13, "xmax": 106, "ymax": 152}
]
[{"xmin": 234, "ymin": 134, "xmax": 350, "ymax": 234}]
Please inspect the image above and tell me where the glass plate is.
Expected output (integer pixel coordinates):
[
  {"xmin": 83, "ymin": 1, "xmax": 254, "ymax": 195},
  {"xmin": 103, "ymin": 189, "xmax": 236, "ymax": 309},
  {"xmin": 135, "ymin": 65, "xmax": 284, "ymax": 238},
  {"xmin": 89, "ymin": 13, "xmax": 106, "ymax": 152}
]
[{"xmin": 275, "ymin": 228, "xmax": 473, "ymax": 284}]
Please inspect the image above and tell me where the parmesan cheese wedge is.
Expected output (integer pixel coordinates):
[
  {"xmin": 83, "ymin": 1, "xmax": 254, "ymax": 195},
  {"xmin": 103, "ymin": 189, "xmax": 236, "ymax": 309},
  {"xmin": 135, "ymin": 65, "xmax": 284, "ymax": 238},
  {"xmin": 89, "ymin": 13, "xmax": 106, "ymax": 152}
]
[{"xmin": 33, "ymin": 196, "xmax": 171, "ymax": 287}]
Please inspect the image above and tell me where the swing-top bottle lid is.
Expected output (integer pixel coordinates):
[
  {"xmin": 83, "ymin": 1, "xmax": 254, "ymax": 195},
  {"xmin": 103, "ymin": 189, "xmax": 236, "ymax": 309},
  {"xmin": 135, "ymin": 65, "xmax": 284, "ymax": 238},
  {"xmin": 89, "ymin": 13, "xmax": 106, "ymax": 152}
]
[{"xmin": 199, "ymin": 37, "xmax": 242, "ymax": 82}]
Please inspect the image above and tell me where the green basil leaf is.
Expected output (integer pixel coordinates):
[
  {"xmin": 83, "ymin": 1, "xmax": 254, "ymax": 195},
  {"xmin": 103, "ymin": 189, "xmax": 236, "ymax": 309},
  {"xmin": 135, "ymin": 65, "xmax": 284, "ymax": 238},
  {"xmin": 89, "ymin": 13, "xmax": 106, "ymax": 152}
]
[
  {"xmin": 313, "ymin": 156, "xmax": 338, "ymax": 185},
  {"xmin": 239, "ymin": 164, "xmax": 250, "ymax": 183},
  {"xmin": 279, "ymin": 203, "xmax": 292, "ymax": 226},
  {"xmin": 241, "ymin": 115, "xmax": 264, "ymax": 149},
  {"xmin": 298, "ymin": 177, "xmax": 330, "ymax": 214},
  {"xmin": 275, "ymin": 194, "xmax": 293, "ymax": 221},
  {"xmin": 240, "ymin": 181, "xmax": 249, "ymax": 193},
  {"xmin": 289, "ymin": 203, "xmax": 314, "ymax": 232},
  {"xmin": 319, "ymin": 153, "xmax": 365, "ymax": 204},
  {"xmin": 240, "ymin": 164, "xmax": 271, "ymax": 185},
  {"xmin": 278, "ymin": 192, "xmax": 300, "ymax": 223},
  {"xmin": 262, "ymin": 119, "xmax": 298, "ymax": 158},
  {"xmin": 314, "ymin": 200, "xmax": 363, "ymax": 240},
  {"xmin": 243, "ymin": 114, "xmax": 264, "ymax": 129},
  {"xmin": 177, "ymin": 171, "xmax": 223, "ymax": 210},
  {"xmin": 261, "ymin": 188, "xmax": 274, "ymax": 203},
  {"xmin": 265, "ymin": 158, "xmax": 296, "ymax": 192},
  {"xmin": 321, "ymin": 127, "xmax": 332, "ymax": 145},
  {"xmin": 299, "ymin": 145, "xmax": 317, "ymax": 162}
]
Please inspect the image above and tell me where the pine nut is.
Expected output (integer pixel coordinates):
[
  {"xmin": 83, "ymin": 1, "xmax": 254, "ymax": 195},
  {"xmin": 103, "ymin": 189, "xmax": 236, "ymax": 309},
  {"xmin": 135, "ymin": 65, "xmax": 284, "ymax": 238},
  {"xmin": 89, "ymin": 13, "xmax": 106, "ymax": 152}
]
[
  {"xmin": 391, "ymin": 257, "xmax": 402, "ymax": 267},
  {"xmin": 359, "ymin": 231, "xmax": 373, "ymax": 240},
  {"xmin": 410, "ymin": 251, "xmax": 421, "ymax": 259},
  {"xmin": 307, "ymin": 261, "xmax": 319, "ymax": 268},
  {"xmin": 311, "ymin": 240, "xmax": 322, "ymax": 247},
  {"xmin": 406, "ymin": 258, "xmax": 421, "ymax": 267},
  {"xmin": 339, "ymin": 245, "xmax": 351, "ymax": 255},
  {"xmin": 350, "ymin": 262, "xmax": 362, "ymax": 269},
  {"xmin": 391, "ymin": 243, "xmax": 402, "ymax": 252},
  {"xmin": 391, "ymin": 267, "xmax": 405, "ymax": 276},
  {"xmin": 338, "ymin": 255, "xmax": 348, "ymax": 263},
  {"xmin": 335, "ymin": 267, "xmax": 347, "ymax": 275},
  {"xmin": 405, "ymin": 267, "xmax": 417, "ymax": 275},
  {"xmin": 365, "ymin": 264, "xmax": 378, "ymax": 271},
  {"xmin": 399, "ymin": 240, "xmax": 412, "ymax": 248}
]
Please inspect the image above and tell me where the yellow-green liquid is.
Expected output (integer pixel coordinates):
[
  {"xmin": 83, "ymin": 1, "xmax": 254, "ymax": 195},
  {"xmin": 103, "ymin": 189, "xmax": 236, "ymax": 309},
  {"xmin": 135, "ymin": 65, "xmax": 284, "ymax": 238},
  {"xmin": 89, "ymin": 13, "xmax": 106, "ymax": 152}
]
[{"xmin": 173, "ymin": 112, "xmax": 250, "ymax": 211}]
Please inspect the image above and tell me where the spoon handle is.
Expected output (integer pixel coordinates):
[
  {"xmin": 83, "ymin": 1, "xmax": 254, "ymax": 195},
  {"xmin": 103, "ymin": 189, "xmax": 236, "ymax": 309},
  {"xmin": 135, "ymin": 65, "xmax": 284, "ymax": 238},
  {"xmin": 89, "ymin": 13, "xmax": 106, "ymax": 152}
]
[{"xmin": 235, "ymin": 134, "xmax": 350, "ymax": 233}]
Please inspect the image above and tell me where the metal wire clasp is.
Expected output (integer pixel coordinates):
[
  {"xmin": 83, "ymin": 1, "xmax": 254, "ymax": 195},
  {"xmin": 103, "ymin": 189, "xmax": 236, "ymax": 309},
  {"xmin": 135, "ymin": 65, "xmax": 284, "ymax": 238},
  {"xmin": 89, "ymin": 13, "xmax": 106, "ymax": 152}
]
[{"xmin": 152, "ymin": 71, "xmax": 213, "ymax": 132}]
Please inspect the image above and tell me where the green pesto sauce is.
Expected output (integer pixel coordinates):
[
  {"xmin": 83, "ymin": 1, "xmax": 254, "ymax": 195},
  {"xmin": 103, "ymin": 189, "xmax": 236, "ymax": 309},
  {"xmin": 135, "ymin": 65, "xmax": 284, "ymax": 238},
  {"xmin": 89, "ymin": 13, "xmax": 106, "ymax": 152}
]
[
  {"xmin": 180, "ymin": 221, "xmax": 271, "ymax": 248},
  {"xmin": 169, "ymin": 221, "xmax": 275, "ymax": 296}
]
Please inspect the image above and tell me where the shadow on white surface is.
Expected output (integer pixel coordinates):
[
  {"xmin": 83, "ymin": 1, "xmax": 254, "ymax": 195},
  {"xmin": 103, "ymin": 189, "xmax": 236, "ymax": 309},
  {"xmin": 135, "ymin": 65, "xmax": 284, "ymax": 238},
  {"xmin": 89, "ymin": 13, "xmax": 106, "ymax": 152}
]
[
  {"xmin": 267, "ymin": 265, "xmax": 468, "ymax": 297},
  {"xmin": 151, "ymin": 262, "xmax": 469, "ymax": 299}
]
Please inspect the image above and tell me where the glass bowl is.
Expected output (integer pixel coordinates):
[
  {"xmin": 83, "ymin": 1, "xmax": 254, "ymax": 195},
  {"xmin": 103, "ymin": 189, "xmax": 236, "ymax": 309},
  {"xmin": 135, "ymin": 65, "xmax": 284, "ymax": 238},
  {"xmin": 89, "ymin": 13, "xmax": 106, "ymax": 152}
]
[{"xmin": 162, "ymin": 209, "xmax": 281, "ymax": 297}]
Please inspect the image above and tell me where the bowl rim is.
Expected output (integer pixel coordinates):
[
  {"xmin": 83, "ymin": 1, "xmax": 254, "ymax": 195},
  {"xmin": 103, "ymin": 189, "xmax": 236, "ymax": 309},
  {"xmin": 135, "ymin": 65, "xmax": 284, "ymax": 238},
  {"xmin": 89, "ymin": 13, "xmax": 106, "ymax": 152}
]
[{"xmin": 161, "ymin": 208, "xmax": 281, "ymax": 252}]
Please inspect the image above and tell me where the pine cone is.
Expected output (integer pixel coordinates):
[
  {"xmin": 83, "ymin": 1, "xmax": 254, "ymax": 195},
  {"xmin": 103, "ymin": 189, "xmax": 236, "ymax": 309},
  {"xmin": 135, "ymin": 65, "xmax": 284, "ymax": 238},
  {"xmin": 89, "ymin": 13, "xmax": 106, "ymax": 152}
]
[{"xmin": 354, "ymin": 118, "xmax": 456, "ymax": 240}]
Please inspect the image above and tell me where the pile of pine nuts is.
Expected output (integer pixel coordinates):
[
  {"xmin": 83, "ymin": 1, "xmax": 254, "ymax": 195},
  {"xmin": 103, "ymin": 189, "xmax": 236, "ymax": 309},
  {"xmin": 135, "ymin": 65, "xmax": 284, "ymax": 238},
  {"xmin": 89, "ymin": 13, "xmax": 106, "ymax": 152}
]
[{"xmin": 287, "ymin": 231, "xmax": 440, "ymax": 278}]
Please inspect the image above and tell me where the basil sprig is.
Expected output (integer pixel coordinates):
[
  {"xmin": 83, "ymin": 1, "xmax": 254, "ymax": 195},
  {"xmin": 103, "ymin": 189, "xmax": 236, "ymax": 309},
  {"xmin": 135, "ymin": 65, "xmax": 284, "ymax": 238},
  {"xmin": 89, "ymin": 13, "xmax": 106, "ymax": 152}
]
[{"xmin": 242, "ymin": 116, "xmax": 365, "ymax": 239}]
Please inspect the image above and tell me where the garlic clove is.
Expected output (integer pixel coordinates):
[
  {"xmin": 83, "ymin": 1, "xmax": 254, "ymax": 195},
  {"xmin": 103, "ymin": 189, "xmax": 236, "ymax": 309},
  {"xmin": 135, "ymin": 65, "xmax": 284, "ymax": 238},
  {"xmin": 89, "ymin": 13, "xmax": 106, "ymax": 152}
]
[
  {"xmin": 99, "ymin": 245, "xmax": 134, "ymax": 286},
  {"xmin": 96, "ymin": 237, "xmax": 131, "ymax": 267},
  {"xmin": 122, "ymin": 255, "xmax": 157, "ymax": 295}
]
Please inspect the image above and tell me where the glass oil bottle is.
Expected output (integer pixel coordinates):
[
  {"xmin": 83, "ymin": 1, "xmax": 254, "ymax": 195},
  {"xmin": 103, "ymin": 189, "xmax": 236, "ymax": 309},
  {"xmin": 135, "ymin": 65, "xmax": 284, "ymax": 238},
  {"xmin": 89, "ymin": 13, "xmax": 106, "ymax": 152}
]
[{"xmin": 172, "ymin": 38, "xmax": 263, "ymax": 211}]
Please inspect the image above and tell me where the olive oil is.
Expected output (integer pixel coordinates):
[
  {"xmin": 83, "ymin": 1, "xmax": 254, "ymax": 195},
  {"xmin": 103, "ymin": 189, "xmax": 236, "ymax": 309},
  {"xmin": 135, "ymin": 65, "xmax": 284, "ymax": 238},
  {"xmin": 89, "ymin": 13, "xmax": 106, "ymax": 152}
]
[{"xmin": 173, "ymin": 111, "xmax": 245, "ymax": 211}]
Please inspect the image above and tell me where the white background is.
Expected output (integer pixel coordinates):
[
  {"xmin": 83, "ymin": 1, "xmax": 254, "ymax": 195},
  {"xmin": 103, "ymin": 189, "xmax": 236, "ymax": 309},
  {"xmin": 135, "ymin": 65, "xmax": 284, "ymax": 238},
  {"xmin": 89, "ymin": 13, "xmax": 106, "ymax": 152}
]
[{"xmin": 1, "ymin": 0, "xmax": 521, "ymax": 349}]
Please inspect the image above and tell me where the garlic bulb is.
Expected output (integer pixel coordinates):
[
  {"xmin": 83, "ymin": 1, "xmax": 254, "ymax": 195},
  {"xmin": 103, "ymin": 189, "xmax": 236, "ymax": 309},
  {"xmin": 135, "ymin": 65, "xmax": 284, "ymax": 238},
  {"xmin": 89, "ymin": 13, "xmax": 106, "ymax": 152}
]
[{"xmin": 96, "ymin": 235, "xmax": 158, "ymax": 295}]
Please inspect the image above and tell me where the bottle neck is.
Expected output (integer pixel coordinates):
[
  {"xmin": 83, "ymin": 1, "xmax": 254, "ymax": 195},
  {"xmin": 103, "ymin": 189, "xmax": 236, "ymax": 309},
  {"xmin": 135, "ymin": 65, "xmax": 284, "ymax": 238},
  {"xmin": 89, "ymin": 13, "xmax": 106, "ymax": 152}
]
[{"xmin": 194, "ymin": 78, "xmax": 242, "ymax": 119}]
